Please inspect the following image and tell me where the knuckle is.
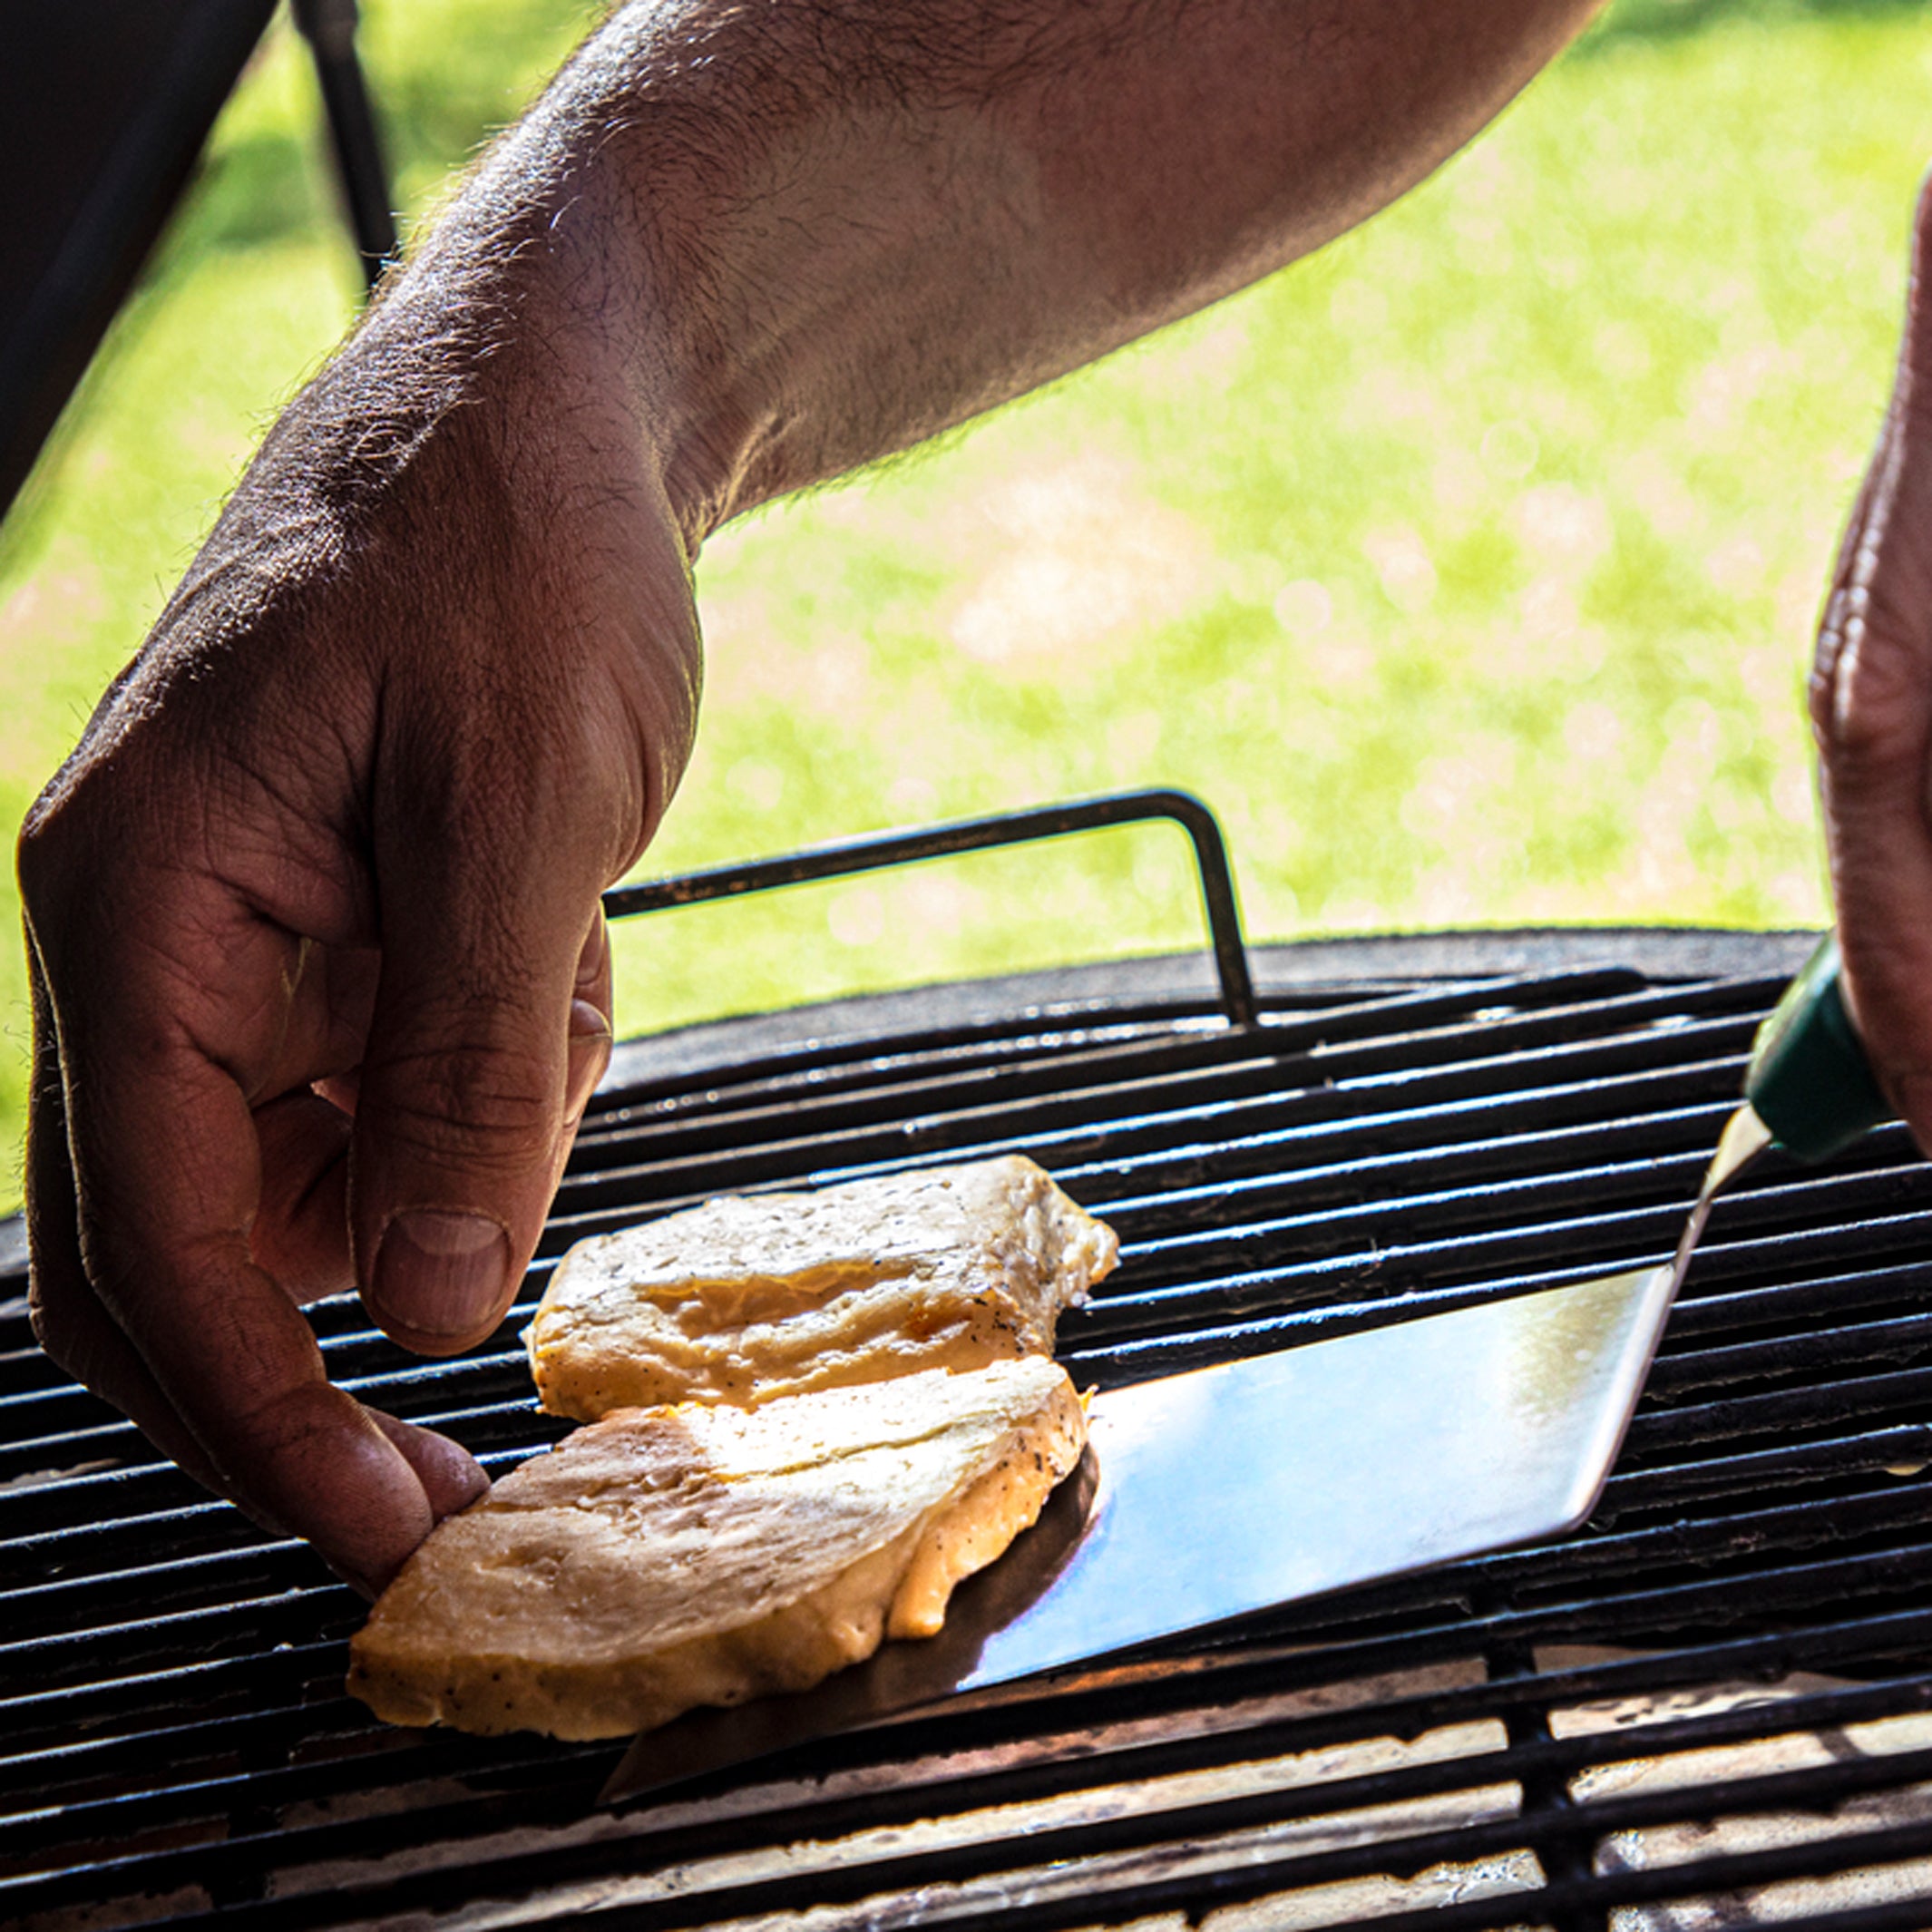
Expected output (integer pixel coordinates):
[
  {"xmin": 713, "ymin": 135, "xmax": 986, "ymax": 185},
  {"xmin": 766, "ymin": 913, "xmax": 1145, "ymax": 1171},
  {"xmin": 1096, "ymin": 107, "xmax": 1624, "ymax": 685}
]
[
  {"xmin": 25, "ymin": 1273, "xmax": 69, "ymax": 1360},
  {"xmin": 15, "ymin": 789, "xmax": 74, "ymax": 906},
  {"xmin": 27, "ymin": 1267, "xmax": 96, "ymax": 1382},
  {"xmin": 362, "ymin": 1046, "xmax": 560, "ymax": 1176},
  {"xmin": 1810, "ymin": 593, "xmax": 1930, "ymax": 775}
]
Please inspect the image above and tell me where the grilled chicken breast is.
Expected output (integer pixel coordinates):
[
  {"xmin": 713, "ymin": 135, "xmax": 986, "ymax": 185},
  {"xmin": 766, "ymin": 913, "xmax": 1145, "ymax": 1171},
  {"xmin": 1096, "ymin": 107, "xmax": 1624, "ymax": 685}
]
[
  {"xmin": 348, "ymin": 1359, "xmax": 1087, "ymax": 1740},
  {"xmin": 525, "ymin": 1156, "xmax": 1117, "ymax": 1420}
]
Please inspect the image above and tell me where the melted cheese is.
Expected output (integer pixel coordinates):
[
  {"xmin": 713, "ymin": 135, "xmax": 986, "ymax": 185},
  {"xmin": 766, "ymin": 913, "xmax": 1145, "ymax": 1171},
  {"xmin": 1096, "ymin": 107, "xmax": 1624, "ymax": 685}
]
[
  {"xmin": 525, "ymin": 1156, "xmax": 1117, "ymax": 1420},
  {"xmin": 348, "ymin": 1360, "xmax": 1087, "ymax": 1739},
  {"xmin": 887, "ymin": 1434, "xmax": 1072, "ymax": 1640}
]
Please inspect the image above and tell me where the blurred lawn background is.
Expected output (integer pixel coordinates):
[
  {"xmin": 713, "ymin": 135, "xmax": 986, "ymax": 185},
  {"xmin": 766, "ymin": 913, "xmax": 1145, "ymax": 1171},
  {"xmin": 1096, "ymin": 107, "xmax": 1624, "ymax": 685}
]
[{"xmin": 2, "ymin": 0, "xmax": 1928, "ymax": 1214}]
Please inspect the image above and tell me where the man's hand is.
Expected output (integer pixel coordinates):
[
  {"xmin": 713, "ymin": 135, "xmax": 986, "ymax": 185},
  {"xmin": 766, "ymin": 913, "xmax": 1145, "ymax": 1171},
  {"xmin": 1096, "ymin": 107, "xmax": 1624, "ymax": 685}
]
[
  {"xmin": 19, "ymin": 259, "xmax": 701, "ymax": 1593},
  {"xmin": 1812, "ymin": 172, "xmax": 1932, "ymax": 1151},
  {"xmin": 18, "ymin": 0, "xmax": 1601, "ymax": 1587}
]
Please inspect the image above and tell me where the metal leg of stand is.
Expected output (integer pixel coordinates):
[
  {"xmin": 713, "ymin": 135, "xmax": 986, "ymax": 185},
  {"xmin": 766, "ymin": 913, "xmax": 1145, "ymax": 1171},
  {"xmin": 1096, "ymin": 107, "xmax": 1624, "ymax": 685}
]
[{"xmin": 291, "ymin": 0, "xmax": 395, "ymax": 292}]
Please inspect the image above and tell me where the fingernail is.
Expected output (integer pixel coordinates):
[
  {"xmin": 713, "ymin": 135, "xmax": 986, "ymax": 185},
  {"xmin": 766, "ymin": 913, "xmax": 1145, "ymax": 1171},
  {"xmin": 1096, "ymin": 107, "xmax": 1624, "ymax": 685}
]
[
  {"xmin": 374, "ymin": 1210, "xmax": 511, "ymax": 1342},
  {"xmin": 566, "ymin": 998, "xmax": 612, "ymax": 1119}
]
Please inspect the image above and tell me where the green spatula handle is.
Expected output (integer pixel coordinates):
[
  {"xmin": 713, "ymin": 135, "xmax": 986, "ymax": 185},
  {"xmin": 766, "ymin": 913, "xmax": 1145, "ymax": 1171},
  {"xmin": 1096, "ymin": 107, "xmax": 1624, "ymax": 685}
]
[{"xmin": 1745, "ymin": 932, "xmax": 1891, "ymax": 1163}]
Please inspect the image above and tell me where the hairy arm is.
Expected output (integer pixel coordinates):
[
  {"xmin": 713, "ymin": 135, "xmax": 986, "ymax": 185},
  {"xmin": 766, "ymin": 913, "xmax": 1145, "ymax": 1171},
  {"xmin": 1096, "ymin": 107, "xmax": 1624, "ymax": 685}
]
[
  {"xmin": 482, "ymin": 0, "xmax": 1599, "ymax": 530},
  {"xmin": 19, "ymin": 0, "xmax": 1602, "ymax": 1588}
]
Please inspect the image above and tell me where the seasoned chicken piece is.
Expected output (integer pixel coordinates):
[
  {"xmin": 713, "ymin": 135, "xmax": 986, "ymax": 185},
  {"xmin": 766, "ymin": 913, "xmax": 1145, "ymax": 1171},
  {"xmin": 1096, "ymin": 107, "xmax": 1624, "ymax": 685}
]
[
  {"xmin": 347, "ymin": 1359, "xmax": 1088, "ymax": 1740},
  {"xmin": 525, "ymin": 1155, "xmax": 1117, "ymax": 1420}
]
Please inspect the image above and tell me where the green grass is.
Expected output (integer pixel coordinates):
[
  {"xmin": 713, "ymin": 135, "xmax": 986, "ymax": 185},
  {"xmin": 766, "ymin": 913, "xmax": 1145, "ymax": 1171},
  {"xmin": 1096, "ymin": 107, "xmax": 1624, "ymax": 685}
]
[{"xmin": 2, "ymin": 1, "xmax": 1928, "ymax": 1213}]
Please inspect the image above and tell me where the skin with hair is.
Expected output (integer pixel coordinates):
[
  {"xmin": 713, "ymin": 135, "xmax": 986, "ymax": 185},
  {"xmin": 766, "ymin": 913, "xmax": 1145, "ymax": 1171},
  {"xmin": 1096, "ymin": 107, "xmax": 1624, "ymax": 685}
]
[
  {"xmin": 23, "ymin": 0, "xmax": 1921, "ymax": 1595},
  {"xmin": 1810, "ymin": 181, "xmax": 1932, "ymax": 1159}
]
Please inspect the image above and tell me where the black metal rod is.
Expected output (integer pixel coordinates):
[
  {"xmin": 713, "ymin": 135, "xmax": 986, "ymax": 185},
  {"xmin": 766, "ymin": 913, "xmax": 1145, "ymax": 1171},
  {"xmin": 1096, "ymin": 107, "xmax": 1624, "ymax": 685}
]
[
  {"xmin": 290, "ymin": 0, "xmax": 395, "ymax": 289},
  {"xmin": 603, "ymin": 789, "xmax": 1259, "ymax": 1028}
]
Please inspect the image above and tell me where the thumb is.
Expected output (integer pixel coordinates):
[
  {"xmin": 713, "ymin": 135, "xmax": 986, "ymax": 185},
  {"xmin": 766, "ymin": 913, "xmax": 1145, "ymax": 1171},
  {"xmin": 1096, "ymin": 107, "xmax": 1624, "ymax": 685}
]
[
  {"xmin": 351, "ymin": 879, "xmax": 600, "ymax": 1355},
  {"xmin": 1813, "ymin": 168, "xmax": 1932, "ymax": 1142}
]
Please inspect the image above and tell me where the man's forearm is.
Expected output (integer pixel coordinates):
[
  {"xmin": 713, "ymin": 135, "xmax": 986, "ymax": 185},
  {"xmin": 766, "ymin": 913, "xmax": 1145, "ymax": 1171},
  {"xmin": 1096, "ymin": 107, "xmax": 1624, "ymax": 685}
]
[{"xmin": 379, "ymin": 0, "xmax": 1602, "ymax": 549}]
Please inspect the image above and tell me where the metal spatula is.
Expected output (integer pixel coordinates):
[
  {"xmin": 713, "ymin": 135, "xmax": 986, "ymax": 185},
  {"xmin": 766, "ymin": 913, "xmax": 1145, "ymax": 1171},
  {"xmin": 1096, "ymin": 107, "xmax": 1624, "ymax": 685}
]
[{"xmin": 600, "ymin": 937, "xmax": 1888, "ymax": 1805}]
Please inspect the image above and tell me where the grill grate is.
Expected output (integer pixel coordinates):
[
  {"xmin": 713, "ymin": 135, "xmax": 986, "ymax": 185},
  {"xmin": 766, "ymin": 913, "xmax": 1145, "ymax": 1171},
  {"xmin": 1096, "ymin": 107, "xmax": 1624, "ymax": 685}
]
[{"xmin": 5, "ymin": 798, "xmax": 1932, "ymax": 1930}]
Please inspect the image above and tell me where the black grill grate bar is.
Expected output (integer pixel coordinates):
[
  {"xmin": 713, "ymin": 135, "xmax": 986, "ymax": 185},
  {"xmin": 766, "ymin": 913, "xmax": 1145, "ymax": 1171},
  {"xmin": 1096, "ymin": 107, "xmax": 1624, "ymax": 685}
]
[
  {"xmin": 67, "ymin": 1720, "xmax": 1929, "ymax": 1932},
  {"xmin": 1062, "ymin": 1064, "xmax": 1763, "ymax": 1212},
  {"xmin": 580, "ymin": 999, "xmax": 1244, "ymax": 1120},
  {"xmin": 545, "ymin": 1010, "xmax": 1769, "ymax": 1223},
  {"xmin": 0, "ymin": 1074, "xmax": 1785, "ymax": 1452},
  {"xmin": 666, "ymin": 1618, "xmax": 1932, "ymax": 1815},
  {"xmin": 1089, "ymin": 1097, "xmax": 1741, "ymax": 1228},
  {"xmin": 1426, "ymin": 1818, "xmax": 1932, "ymax": 1932},
  {"xmin": 571, "ymin": 967, "xmax": 1666, "ymax": 1125},
  {"xmin": 1065, "ymin": 1259, "xmax": 1703, "ymax": 1377},
  {"xmin": 1141, "ymin": 1821, "xmax": 1932, "ymax": 1932},
  {"xmin": 1345, "ymin": 1883, "xmax": 1932, "ymax": 1932},
  {"xmin": 1390, "ymin": 1537, "xmax": 1932, "ymax": 1656},
  {"xmin": 586, "ymin": 996, "xmax": 1250, "ymax": 1101},
  {"xmin": 0, "ymin": 1402, "xmax": 560, "ymax": 1566},
  {"xmin": 1070, "ymin": 1194, "xmax": 1932, "ymax": 1354},
  {"xmin": 0, "ymin": 1456, "xmax": 249, "ymax": 1534},
  {"xmin": 670, "ymin": 1760, "xmax": 1932, "ymax": 1932},
  {"xmin": 2, "ymin": 1541, "xmax": 361, "ymax": 1644},
  {"xmin": 1066, "ymin": 1231, "xmax": 1837, "ymax": 1377},
  {"xmin": 0, "ymin": 1638, "xmax": 1924, "ymax": 1932},
  {"xmin": 0, "ymin": 1371, "xmax": 571, "ymax": 1490},
  {"xmin": 0, "ymin": 1710, "xmax": 603, "ymax": 1849},
  {"xmin": 15, "ymin": 1703, "xmax": 1932, "ymax": 1932},
  {"xmin": 0, "ymin": 988, "xmax": 1784, "ymax": 1322},
  {"xmin": 0, "ymin": 1396, "xmax": 561, "ymax": 1552},
  {"xmin": 797, "ymin": 1615, "xmax": 1930, "ymax": 1812},
  {"xmin": 5, "ymin": 1498, "xmax": 271, "ymax": 1582},
  {"xmin": 0, "ymin": 973, "xmax": 1645, "ymax": 1305},
  {"xmin": 10, "ymin": 1391, "xmax": 1926, "ymax": 1641},
  {"xmin": 576, "ymin": 1030, "xmax": 1228, "ymax": 1166},
  {"xmin": 15, "ymin": 1483, "xmax": 1932, "ymax": 1847},
  {"xmin": 0, "ymin": 1028, "xmax": 1785, "ymax": 1421},
  {"xmin": 0, "ymin": 1584, "xmax": 353, "ymax": 1690},
  {"xmin": 0, "ymin": 1080, "xmax": 1810, "ymax": 1445},
  {"xmin": 1641, "ymin": 1312, "xmax": 1932, "ymax": 1397},
  {"xmin": 13, "ymin": 1476, "xmax": 1932, "ymax": 1810},
  {"xmin": 1621, "ymin": 1365, "xmax": 1932, "ymax": 1456},
  {"xmin": 5, "ymin": 1604, "xmax": 1927, "ymax": 1839},
  {"xmin": 1597, "ymin": 1426, "xmax": 1932, "ymax": 1513},
  {"xmin": 8, "ymin": 1643, "xmax": 1925, "ymax": 1842},
  {"xmin": 1107, "ymin": 1147, "xmax": 1713, "ymax": 1279},
  {"xmin": 7, "ymin": 1178, "xmax": 1927, "ymax": 1494},
  {"xmin": 7, "ymin": 1429, "xmax": 1924, "ymax": 1684},
  {"xmin": 0, "ymin": 1154, "xmax": 1908, "ymax": 1477},
  {"xmin": 1652, "ymin": 1255, "xmax": 1932, "ymax": 1341},
  {"xmin": 571, "ymin": 1023, "xmax": 1276, "ymax": 1169},
  {"xmin": 7, "ymin": 1219, "xmax": 1926, "ymax": 1578},
  {"xmin": 561, "ymin": 1049, "xmax": 1761, "ymax": 1240},
  {"xmin": 2, "ymin": 1452, "xmax": 544, "ymax": 1599},
  {"xmin": 711, "ymin": 1754, "xmax": 1927, "ymax": 1932},
  {"xmin": 584, "ymin": 1007, "xmax": 1234, "ymax": 1107},
  {"xmin": 0, "ymin": 1639, "xmax": 356, "ymax": 1745},
  {"xmin": 1467, "ymin": 1473, "xmax": 1932, "ymax": 1595},
  {"xmin": 7, "ymin": 1633, "xmax": 1931, "ymax": 1931}
]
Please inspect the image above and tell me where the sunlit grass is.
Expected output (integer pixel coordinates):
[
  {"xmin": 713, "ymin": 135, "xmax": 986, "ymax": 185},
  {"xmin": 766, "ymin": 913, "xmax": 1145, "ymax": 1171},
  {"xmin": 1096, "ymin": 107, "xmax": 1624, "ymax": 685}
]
[{"xmin": 2, "ymin": 3, "xmax": 1927, "ymax": 1211}]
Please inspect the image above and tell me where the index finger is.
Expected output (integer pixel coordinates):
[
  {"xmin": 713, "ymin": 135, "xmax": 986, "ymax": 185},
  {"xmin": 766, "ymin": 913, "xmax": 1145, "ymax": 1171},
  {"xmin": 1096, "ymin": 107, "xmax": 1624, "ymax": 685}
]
[{"xmin": 28, "ymin": 890, "xmax": 480, "ymax": 1592}]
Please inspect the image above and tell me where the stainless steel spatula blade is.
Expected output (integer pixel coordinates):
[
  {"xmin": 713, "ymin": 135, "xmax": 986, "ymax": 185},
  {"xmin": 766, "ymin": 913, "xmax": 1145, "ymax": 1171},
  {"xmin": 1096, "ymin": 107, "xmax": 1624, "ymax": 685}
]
[{"xmin": 600, "ymin": 1263, "xmax": 1675, "ymax": 1804}]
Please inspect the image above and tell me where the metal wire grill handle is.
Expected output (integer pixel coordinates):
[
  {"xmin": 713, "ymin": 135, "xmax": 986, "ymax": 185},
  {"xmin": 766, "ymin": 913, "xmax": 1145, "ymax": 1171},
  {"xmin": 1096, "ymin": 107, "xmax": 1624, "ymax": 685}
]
[{"xmin": 600, "ymin": 787, "xmax": 1258, "ymax": 1029}]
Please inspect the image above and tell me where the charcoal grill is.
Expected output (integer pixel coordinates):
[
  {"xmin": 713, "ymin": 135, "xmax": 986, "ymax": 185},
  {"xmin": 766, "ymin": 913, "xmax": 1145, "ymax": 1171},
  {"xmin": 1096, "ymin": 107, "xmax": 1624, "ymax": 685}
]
[{"xmin": 5, "ymin": 789, "xmax": 1932, "ymax": 1931}]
